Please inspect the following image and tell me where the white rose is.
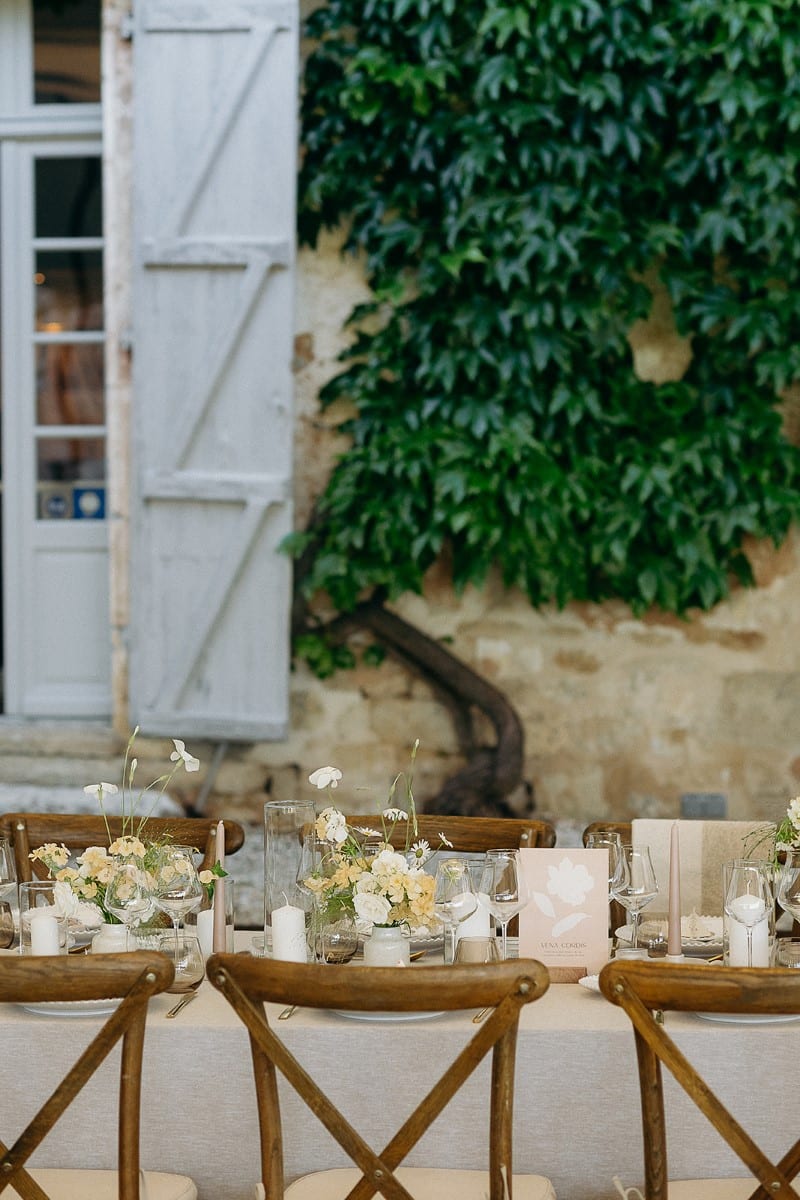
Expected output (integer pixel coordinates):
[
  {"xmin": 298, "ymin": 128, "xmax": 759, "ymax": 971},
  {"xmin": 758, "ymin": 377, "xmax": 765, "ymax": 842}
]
[{"xmin": 353, "ymin": 892, "xmax": 391, "ymax": 926}]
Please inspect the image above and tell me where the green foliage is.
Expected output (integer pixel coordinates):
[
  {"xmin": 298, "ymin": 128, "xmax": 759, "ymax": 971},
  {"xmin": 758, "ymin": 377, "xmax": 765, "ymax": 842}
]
[{"xmin": 294, "ymin": 0, "xmax": 800, "ymax": 616}]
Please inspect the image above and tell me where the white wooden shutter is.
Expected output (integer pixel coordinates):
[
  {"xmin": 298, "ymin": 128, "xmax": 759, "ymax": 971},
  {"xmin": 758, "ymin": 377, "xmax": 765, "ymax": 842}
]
[{"xmin": 129, "ymin": 0, "xmax": 296, "ymax": 739}]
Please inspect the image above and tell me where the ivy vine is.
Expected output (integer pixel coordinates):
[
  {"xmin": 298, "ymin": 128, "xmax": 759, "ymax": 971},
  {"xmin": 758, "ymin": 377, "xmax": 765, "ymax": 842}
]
[{"xmin": 290, "ymin": 0, "xmax": 800, "ymax": 621}]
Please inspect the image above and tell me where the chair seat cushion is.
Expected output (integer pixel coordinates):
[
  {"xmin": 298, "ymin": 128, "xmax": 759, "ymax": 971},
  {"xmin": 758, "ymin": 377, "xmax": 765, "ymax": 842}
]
[
  {"xmin": 280, "ymin": 1167, "xmax": 556, "ymax": 1200},
  {"xmin": 2, "ymin": 1169, "xmax": 197, "ymax": 1200},
  {"xmin": 668, "ymin": 1182, "xmax": 800, "ymax": 1199}
]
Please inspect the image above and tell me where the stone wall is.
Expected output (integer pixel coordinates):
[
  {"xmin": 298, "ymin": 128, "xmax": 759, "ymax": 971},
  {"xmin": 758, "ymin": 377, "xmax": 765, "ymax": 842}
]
[{"xmin": 276, "ymin": 230, "xmax": 800, "ymax": 832}]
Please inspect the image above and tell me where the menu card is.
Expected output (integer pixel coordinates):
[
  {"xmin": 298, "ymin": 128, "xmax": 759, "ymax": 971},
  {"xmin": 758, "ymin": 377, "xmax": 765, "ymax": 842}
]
[{"xmin": 518, "ymin": 849, "xmax": 609, "ymax": 982}]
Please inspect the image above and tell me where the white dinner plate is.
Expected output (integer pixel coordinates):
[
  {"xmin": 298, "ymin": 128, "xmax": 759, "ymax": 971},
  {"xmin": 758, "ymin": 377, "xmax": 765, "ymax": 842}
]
[
  {"xmin": 333, "ymin": 1009, "xmax": 445, "ymax": 1023},
  {"xmin": 694, "ymin": 1011, "xmax": 800, "ymax": 1025},
  {"xmin": 21, "ymin": 998, "xmax": 120, "ymax": 1017}
]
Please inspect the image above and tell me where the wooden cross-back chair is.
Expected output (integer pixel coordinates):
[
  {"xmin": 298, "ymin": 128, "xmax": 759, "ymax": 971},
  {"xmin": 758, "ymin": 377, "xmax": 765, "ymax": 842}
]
[
  {"xmin": 207, "ymin": 954, "xmax": 555, "ymax": 1200},
  {"xmin": 582, "ymin": 821, "xmax": 631, "ymax": 847},
  {"xmin": 0, "ymin": 951, "xmax": 197, "ymax": 1200},
  {"xmin": 0, "ymin": 813, "xmax": 246, "ymax": 884},
  {"xmin": 340, "ymin": 813, "xmax": 557, "ymax": 852},
  {"xmin": 600, "ymin": 958, "xmax": 800, "ymax": 1199}
]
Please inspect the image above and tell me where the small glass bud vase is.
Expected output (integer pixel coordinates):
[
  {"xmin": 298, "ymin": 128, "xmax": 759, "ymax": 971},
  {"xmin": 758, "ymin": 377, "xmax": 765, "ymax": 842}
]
[{"xmin": 363, "ymin": 924, "xmax": 410, "ymax": 967}]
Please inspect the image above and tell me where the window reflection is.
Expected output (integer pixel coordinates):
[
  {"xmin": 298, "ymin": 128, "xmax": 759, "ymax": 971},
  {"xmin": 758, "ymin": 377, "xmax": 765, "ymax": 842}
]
[
  {"xmin": 36, "ymin": 344, "xmax": 104, "ymax": 427},
  {"xmin": 33, "ymin": 0, "xmax": 101, "ymax": 105},
  {"xmin": 35, "ymin": 250, "xmax": 103, "ymax": 332},
  {"xmin": 36, "ymin": 158, "xmax": 102, "ymax": 239}
]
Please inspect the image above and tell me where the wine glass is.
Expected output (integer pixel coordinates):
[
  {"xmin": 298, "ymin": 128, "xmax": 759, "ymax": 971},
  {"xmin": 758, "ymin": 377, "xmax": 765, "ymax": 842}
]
[
  {"xmin": 724, "ymin": 859, "xmax": 772, "ymax": 968},
  {"xmin": 776, "ymin": 849, "xmax": 800, "ymax": 927},
  {"xmin": 479, "ymin": 849, "xmax": 529, "ymax": 960},
  {"xmin": 0, "ymin": 837, "xmax": 16, "ymax": 949},
  {"xmin": 611, "ymin": 845, "xmax": 658, "ymax": 958},
  {"xmin": 434, "ymin": 859, "xmax": 478, "ymax": 964},
  {"xmin": 585, "ymin": 830, "xmax": 624, "ymax": 900},
  {"xmin": 104, "ymin": 858, "xmax": 155, "ymax": 949},
  {"xmin": 152, "ymin": 845, "xmax": 203, "ymax": 956}
]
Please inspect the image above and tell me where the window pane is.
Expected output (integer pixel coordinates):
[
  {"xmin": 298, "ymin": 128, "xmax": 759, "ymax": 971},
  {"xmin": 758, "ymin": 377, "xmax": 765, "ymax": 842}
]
[
  {"xmin": 33, "ymin": 0, "xmax": 101, "ymax": 105},
  {"xmin": 36, "ymin": 157, "xmax": 102, "ymax": 238},
  {"xmin": 36, "ymin": 343, "xmax": 104, "ymax": 426},
  {"xmin": 35, "ymin": 249, "xmax": 103, "ymax": 331},
  {"xmin": 37, "ymin": 436, "xmax": 106, "ymax": 520}
]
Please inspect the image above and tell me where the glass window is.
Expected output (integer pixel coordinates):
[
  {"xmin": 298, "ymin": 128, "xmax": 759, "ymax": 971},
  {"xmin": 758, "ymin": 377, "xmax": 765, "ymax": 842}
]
[
  {"xmin": 35, "ymin": 249, "xmax": 103, "ymax": 331},
  {"xmin": 33, "ymin": 0, "xmax": 101, "ymax": 105},
  {"xmin": 36, "ymin": 435, "xmax": 106, "ymax": 519},
  {"xmin": 36, "ymin": 157, "xmax": 102, "ymax": 238},
  {"xmin": 35, "ymin": 343, "xmax": 104, "ymax": 426}
]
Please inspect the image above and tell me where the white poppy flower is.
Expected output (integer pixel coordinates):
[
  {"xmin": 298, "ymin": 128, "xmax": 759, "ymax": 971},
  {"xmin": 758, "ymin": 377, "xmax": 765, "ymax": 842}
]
[
  {"xmin": 170, "ymin": 739, "xmax": 200, "ymax": 772},
  {"xmin": 83, "ymin": 782, "xmax": 119, "ymax": 800},
  {"xmin": 309, "ymin": 766, "xmax": 343, "ymax": 790}
]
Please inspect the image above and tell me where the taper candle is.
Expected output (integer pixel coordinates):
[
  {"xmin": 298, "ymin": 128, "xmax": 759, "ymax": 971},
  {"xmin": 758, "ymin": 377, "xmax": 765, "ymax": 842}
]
[
  {"xmin": 667, "ymin": 821, "xmax": 682, "ymax": 958},
  {"xmin": 212, "ymin": 819, "xmax": 226, "ymax": 954}
]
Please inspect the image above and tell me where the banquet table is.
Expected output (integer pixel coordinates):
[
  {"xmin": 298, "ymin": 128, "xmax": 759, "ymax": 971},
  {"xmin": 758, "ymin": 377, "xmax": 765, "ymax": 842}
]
[{"xmin": 2, "ymin": 939, "xmax": 797, "ymax": 1200}]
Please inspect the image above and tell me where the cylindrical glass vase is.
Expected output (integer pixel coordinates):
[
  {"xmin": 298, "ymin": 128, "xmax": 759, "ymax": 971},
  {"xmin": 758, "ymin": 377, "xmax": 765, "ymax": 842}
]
[{"xmin": 264, "ymin": 800, "xmax": 315, "ymax": 960}]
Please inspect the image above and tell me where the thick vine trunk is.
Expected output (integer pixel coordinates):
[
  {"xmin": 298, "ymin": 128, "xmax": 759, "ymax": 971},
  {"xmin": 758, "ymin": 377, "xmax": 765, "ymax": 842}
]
[{"xmin": 298, "ymin": 591, "xmax": 529, "ymax": 817}]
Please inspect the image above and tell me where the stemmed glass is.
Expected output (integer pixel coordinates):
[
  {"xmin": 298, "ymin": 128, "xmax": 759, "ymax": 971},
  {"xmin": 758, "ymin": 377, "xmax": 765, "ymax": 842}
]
[
  {"xmin": 585, "ymin": 830, "xmax": 624, "ymax": 901},
  {"xmin": 434, "ymin": 859, "xmax": 478, "ymax": 964},
  {"xmin": 0, "ymin": 837, "xmax": 16, "ymax": 949},
  {"xmin": 776, "ymin": 849, "xmax": 800, "ymax": 928},
  {"xmin": 611, "ymin": 845, "xmax": 658, "ymax": 957},
  {"xmin": 152, "ymin": 845, "xmax": 203, "ymax": 956},
  {"xmin": 105, "ymin": 858, "xmax": 155, "ymax": 949},
  {"xmin": 725, "ymin": 859, "xmax": 772, "ymax": 968},
  {"xmin": 479, "ymin": 849, "xmax": 529, "ymax": 960}
]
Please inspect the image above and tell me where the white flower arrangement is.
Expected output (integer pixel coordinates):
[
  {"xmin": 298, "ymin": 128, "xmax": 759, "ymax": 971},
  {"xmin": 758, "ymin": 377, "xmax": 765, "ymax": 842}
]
[
  {"xmin": 303, "ymin": 743, "xmax": 450, "ymax": 932},
  {"xmin": 29, "ymin": 729, "xmax": 201, "ymax": 924}
]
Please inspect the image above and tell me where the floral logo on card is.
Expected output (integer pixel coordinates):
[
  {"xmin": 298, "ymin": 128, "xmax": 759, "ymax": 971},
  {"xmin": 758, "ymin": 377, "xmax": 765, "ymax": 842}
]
[{"xmin": 532, "ymin": 855, "xmax": 596, "ymax": 937}]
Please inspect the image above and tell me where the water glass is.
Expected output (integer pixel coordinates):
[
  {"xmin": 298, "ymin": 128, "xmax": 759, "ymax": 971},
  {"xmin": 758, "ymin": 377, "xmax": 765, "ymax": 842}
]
[
  {"xmin": 19, "ymin": 880, "xmax": 67, "ymax": 955},
  {"xmin": 776, "ymin": 939, "xmax": 800, "ymax": 968},
  {"xmin": 454, "ymin": 936, "xmax": 500, "ymax": 964}
]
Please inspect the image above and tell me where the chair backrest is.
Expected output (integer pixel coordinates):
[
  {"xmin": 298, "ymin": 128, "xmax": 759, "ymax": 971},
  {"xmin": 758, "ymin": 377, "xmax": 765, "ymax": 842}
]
[
  {"xmin": 582, "ymin": 820, "xmax": 631, "ymax": 846},
  {"xmin": 600, "ymin": 959, "xmax": 800, "ymax": 1200},
  {"xmin": 208, "ymin": 954, "xmax": 549, "ymax": 1200},
  {"xmin": 0, "ymin": 812, "xmax": 246, "ymax": 883},
  {"xmin": 0, "ymin": 950, "xmax": 173, "ymax": 1200},
  {"xmin": 345, "ymin": 813, "xmax": 557, "ymax": 851},
  {"xmin": 631, "ymin": 818, "xmax": 774, "ymax": 917}
]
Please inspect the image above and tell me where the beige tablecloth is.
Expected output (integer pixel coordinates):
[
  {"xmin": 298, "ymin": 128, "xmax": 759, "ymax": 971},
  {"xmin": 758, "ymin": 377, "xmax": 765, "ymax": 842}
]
[{"xmin": 0, "ymin": 938, "xmax": 794, "ymax": 1200}]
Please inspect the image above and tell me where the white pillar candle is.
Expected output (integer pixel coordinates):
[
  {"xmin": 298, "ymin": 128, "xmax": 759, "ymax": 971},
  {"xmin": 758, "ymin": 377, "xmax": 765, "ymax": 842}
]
[
  {"xmin": 271, "ymin": 904, "xmax": 307, "ymax": 962},
  {"xmin": 457, "ymin": 892, "xmax": 491, "ymax": 942},
  {"xmin": 196, "ymin": 908, "xmax": 215, "ymax": 960},
  {"xmin": 727, "ymin": 895, "xmax": 770, "ymax": 966},
  {"xmin": 30, "ymin": 912, "xmax": 60, "ymax": 956}
]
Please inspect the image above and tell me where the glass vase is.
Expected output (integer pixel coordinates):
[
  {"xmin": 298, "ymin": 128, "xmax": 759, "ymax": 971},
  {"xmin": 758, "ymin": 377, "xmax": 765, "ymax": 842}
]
[{"xmin": 264, "ymin": 800, "xmax": 315, "ymax": 959}]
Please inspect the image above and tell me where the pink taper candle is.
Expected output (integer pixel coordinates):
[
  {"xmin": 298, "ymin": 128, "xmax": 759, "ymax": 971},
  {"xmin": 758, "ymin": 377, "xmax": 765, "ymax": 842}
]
[
  {"xmin": 667, "ymin": 821, "xmax": 681, "ymax": 957},
  {"xmin": 212, "ymin": 819, "xmax": 226, "ymax": 953}
]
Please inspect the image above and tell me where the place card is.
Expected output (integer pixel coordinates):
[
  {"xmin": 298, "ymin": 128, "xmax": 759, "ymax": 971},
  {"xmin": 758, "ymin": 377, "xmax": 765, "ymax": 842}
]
[{"xmin": 518, "ymin": 849, "xmax": 609, "ymax": 982}]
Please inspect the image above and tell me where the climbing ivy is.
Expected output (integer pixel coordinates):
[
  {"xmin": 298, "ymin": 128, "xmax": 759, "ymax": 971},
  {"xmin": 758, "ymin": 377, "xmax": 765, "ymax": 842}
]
[{"xmin": 290, "ymin": 0, "xmax": 800, "ymax": 617}]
